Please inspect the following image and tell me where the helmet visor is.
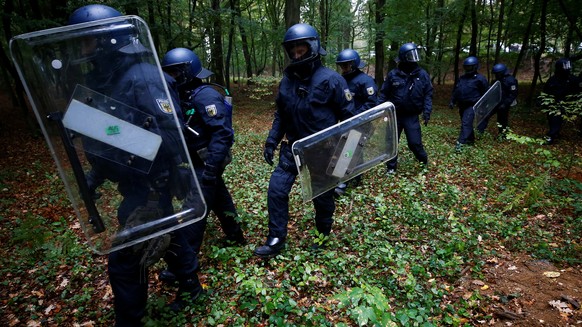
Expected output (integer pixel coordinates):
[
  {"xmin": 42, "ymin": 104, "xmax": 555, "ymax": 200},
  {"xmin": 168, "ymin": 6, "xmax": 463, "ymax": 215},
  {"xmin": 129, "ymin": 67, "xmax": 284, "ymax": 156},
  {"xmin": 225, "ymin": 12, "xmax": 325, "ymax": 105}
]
[
  {"xmin": 283, "ymin": 39, "xmax": 318, "ymax": 65},
  {"xmin": 403, "ymin": 48, "xmax": 420, "ymax": 62}
]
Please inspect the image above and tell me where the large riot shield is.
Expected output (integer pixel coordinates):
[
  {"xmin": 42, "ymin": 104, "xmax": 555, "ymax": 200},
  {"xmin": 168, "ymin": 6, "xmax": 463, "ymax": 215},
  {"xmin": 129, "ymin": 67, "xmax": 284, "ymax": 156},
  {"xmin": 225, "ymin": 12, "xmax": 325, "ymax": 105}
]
[
  {"xmin": 292, "ymin": 102, "xmax": 398, "ymax": 202},
  {"xmin": 473, "ymin": 81, "xmax": 502, "ymax": 127},
  {"xmin": 10, "ymin": 16, "xmax": 206, "ymax": 254}
]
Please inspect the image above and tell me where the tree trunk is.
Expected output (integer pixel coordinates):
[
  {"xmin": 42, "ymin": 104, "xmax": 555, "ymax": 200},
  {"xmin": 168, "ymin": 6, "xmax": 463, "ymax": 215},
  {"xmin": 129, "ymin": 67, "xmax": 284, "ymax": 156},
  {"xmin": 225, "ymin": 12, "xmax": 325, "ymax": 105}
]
[
  {"xmin": 285, "ymin": 0, "xmax": 301, "ymax": 29},
  {"xmin": 469, "ymin": 0, "xmax": 478, "ymax": 56},
  {"xmin": 374, "ymin": 0, "xmax": 386, "ymax": 88},
  {"xmin": 453, "ymin": 0, "xmax": 470, "ymax": 84},
  {"xmin": 513, "ymin": 6, "xmax": 536, "ymax": 80},
  {"xmin": 235, "ymin": 0, "xmax": 253, "ymax": 79},
  {"xmin": 210, "ymin": 0, "xmax": 225, "ymax": 85},
  {"xmin": 529, "ymin": 0, "xmax": 548, "ymax": 105},
  {"xmin": 494, "ymin": 0, "xmax": 505, "ymax": 63}
]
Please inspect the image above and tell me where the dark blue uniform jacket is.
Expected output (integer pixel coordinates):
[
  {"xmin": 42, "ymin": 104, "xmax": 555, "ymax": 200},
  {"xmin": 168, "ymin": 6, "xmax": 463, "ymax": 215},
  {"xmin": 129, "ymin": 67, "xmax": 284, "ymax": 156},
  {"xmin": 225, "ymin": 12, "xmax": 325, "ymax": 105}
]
[
  {"xmin": 182, "ymin": 85, "xmax": 234, "ymax": 169},
  {"xmin": 497, "ymin": 73, "xmax": 518, "ymax": 108},
  {"xmin": 343, "ymin": 69, "xmax": 378, "ymax": 114},
  {"xmin": 266, "ymin": 63, "xmax": 357, "ymax": 146},
  {"xmin": 379, "ymin": 67, "xmax": 433, "ymax": 116},
  {"xmin": 451, "ymin": 72, "xmax": 489, "ymax": 109}
]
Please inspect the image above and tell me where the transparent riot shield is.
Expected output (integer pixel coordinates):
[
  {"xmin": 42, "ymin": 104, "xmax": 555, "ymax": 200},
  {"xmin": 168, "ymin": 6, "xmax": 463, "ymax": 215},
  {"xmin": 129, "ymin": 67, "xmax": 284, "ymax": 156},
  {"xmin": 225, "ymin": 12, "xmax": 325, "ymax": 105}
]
[
  {"xmin": 474, "ymin": 81, "xmax": 502, "ymax": 127},
  {"xmin": 292, "ymin": 102, "xmax": 398, "ymax": 202},
  {"xmin": 10, "ymin": 16, "xmax": 206, "ymax": 254}
]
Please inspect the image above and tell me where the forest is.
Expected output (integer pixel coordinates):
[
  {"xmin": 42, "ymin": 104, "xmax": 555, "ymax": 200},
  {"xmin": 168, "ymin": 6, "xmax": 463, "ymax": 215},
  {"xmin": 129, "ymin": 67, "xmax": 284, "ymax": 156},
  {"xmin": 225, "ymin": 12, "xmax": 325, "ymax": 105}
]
[
  {"xmin": 1, "ymin": 0, "xmax": 582, "ymax": 115},
  {"xmin": 1, "ymin": 0, "xmax": 581, "ymax": 326}
]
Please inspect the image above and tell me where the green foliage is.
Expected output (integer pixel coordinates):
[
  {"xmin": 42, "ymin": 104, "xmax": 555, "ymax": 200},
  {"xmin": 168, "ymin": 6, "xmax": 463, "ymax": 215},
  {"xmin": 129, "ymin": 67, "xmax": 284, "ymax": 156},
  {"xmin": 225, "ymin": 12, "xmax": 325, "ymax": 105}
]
[
  {"xmin": 539, "ymin": 92, "xmax": 582, "ymax": 129},
  {"xmin": 3, "ymin": 102, "xmax": 581, "ymax": 325},
  {"xmin": 247, "ymin": 76, "xmax": 279, "ymax": 100}
]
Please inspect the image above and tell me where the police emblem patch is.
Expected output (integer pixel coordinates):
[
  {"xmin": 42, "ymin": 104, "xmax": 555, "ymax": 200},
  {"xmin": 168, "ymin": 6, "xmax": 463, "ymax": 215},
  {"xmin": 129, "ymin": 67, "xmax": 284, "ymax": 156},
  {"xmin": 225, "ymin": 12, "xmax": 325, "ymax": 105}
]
[
  {"xmin": 344, "ymin": 89, "xmax": 353, "ymax": 101},
  {"xmin": 156, "ymin": 99, "xmax": 173, "ymax": 114},
  {"xmin": 367, "ymin": 87, "xmax": 375, "ymax": 95},
  {"xmin": 511, "ymin": 85, "xmax": 516, "ymax": 90},
  {"xmin": 205, "ymin": 104, "xmax": 218, "ymax": 117}
]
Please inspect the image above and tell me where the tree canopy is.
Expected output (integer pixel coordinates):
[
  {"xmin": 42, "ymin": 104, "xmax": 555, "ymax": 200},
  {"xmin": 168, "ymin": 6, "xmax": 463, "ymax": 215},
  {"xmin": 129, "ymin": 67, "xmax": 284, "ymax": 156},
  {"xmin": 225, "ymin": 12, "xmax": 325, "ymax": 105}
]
[{"xmin": 1, "ymin": 0, "xmax": 582, "ymax": 114}]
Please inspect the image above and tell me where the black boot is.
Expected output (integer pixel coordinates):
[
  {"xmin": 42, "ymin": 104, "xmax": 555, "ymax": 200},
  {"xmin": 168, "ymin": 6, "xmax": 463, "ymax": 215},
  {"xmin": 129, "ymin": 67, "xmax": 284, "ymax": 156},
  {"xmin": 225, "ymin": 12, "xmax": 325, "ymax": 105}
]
[
  {"xmin": 169, "ymin": 276, "xmax": 203, "ymax": 312},
  {"xmin": 159, "ymin": 269, "xmax": 177, "ymax": 284},
  {"xmin": 334, "ymin": 183, "xmax": 347, "ymax": 197},
  {"xmin": 253, "ymin": 237, "xmax": 285, "ymax": 258},
  {"xmin": 222, "ymin": 229, "xmax": 247, "ymax": 247}
]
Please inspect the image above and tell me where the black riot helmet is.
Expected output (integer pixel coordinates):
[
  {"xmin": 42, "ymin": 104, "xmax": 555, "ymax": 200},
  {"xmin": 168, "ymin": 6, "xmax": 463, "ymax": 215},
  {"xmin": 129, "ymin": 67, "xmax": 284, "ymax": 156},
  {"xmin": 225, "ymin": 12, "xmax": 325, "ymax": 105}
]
[
  {"xmin": 555, "ymin": 58, "xmax": 572, "ymax": 77},
  {"xmin": 282, "ymin": 23, "xmax": 326, "ymax": 67},
  {"xmin": 67, "ymin": 4, "xmax": 144, "ymax": 65},
  {"xmin": 463, "ymin": 56, "xmax": 479, "ymax": 74},
  {"xmin": 336, "ymin": 49, "xmax": 364, "ymax": 75},
  {"xmin": 161, "ymin": 48, "xmax": 213, "ymax": 85},
  {"xmin": 492, "ymin": 63, "xmax": 507, "ymax": 79},
  {"xmin": 68, "ymin": 4, "xmax": 122, "ymax": 24},
  {"xmin": 398, "ymin": 43, "xmax": 420, "ymax": 63}
]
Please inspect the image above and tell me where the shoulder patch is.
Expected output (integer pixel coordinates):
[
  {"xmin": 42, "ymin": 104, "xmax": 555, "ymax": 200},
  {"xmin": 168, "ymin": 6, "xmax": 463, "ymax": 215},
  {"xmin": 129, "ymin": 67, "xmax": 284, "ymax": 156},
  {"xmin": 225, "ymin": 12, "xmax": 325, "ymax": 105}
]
[
  {"xmin": 156, "ymin": 99, "xmax": 173, "ymax": 114},
  {"xmin": 367, "ymin": 86, "xmax": 375, "ymax": 95},
  {"xmin": 511, "ymin": 85, "xmax": 517, "ymax": 91},
  {"xmin": 344, "ymin": 88, "xmax": 353, "ymax": 101},
  {"xmin": 205, "ymin": 104, "xmax": 218, "ymax": 117}
]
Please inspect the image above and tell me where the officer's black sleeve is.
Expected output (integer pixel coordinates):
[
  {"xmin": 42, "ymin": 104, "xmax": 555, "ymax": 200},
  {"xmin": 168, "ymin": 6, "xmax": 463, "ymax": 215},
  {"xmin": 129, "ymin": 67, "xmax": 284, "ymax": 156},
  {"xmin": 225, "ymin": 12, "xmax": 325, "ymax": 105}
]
[
  {"xmin": 195, "ymin": 89, "xmax": 233, "ymax": 169},
  {"xmin": 378, "ymin": 73, "xmax": 391, "ymax": 103},
  {"xmin": 266, "ymin": 89, "xmax": 286, "ymax": 146}
]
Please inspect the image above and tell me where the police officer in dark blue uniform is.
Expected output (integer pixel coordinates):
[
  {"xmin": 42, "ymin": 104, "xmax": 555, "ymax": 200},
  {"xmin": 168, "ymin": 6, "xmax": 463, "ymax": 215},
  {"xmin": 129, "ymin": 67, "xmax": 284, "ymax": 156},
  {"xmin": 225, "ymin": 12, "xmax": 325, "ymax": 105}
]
[
  {"xmin": 336, "ymin": 49, "xmax": 378, "ymax": 113},
  {"xmin": 449, "ymin": 56, "xmax": 489, "ymax": 151},
  {"xmin": 254, "ymin": 23, "xmax": 357, "ymax": 258},
  {"xmin": 543, "ymin": 58, "xmax": 582, "ymax": 144},
  {"xmin": 159, "ymin": 47, "xmax": 245, "ymax": 270},
  {"xmin": 477, "ymin": 63, "xmax": 518, "ymax": 138},
  {"xmin": 69, "ymin": 5, "xmax": 202, "ymax": 325},
  {"xmin": 379, "ymin": 43, "xmax": 432, "ymax": 172},
  {"xmin": 334, "ymin": 48, "xmax": 378, "ymax": 195}
]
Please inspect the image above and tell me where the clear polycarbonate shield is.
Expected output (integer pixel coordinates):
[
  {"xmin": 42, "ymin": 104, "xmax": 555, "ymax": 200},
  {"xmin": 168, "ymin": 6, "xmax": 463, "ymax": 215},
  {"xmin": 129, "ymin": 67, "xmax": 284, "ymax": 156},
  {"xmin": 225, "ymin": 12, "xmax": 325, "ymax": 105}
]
[
  {"xmin": 474, "ymin": 81, "xmax": 502, "ymax": 127},
  {"xmin": 9, "ymin": 16, "xmax": 206, "ymax": 254},
  {"xmin": 292, "ymin": 102, "xmax": 398, "ymax": 202}
]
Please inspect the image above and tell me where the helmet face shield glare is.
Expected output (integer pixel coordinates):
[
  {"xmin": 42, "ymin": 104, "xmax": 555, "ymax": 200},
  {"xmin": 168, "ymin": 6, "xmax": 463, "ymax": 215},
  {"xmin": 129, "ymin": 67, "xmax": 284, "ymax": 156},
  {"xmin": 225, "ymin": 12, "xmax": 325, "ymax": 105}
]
[
  {"xmin": 402, "ymin": 48, "xmax": 420, "ymax": 62},
  {"xmin": 562, "ymin": 60, "xmax": 572, "ymax": 71},
  {"xmin": 283, "ymin": 40, "xmax": 317, "ymax": 65}
]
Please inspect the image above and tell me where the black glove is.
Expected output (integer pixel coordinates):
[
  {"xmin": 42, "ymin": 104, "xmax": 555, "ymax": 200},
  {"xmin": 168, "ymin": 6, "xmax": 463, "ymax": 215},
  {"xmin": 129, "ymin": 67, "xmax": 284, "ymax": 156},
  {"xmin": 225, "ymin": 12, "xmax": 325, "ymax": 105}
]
[
  {"xmin": 201, "ymin": 164, "xmax": 217, "ymax": 186},
  {"xmin": 423, "ymin": 114, "xmax": 430, "ymax": 126},
  {"xmin": 263, "ymin": 143, "xmax": 276, "ymax": 166}
]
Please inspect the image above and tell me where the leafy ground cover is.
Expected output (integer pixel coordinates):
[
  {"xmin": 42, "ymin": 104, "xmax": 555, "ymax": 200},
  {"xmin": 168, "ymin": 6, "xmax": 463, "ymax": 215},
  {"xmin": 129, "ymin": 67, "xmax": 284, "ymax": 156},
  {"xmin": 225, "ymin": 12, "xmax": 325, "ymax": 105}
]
[{"xmin": 0, "ymin": 82, "xmax": 581, "ymax": 326}]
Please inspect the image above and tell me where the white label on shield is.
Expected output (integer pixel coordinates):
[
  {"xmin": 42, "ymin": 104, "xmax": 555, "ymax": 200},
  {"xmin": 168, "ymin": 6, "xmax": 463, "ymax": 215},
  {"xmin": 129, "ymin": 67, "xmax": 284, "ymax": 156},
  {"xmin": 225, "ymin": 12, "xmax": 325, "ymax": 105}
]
[
  {"xmin": 332, "ymin": 129, "xmax": 362, "ymax": 178},
  {"xmin": 63, "ymin": 99, "xmax": 162, "ymax": 161}
]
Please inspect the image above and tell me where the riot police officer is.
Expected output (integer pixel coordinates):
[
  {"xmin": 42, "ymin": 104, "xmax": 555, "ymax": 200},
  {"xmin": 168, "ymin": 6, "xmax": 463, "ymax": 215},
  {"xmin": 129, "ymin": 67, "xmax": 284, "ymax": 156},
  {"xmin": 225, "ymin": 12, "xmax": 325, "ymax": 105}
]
[
  {"xmin": 68, "ymin": 5, "xmax": 202, "ymax": 325},
  {"xmin": 159, "ymin": 48, "xmax": 245, "ymax": 276},
  {"xmin": 379, "ymin": 43, "xmax": 432, "ymax": 172},
  {"xmin": 477, "ymin": 63, "xmax": 518, "ymax": 138},
  {"xmin": 543, "ymin": 58, "xmax": 582, "ymax": 144},
  {"xmin": 449, "ymin": 56, "xmax": 489, "ymax": 151},
  {"xmin": 334, "ymin": 48, "xmax": 378, "ymax": 195},
  {"xmin": 254, "ymin": 23, "xmax": 357, "ymax": 258}
]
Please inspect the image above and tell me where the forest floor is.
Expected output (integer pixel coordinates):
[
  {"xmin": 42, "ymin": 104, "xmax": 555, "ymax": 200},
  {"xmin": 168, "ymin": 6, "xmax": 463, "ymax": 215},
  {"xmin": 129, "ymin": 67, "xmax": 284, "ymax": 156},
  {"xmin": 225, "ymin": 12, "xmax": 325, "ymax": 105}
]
[{"xmin": 1, "ymin": 82, "xmax": 581, "ymax": 326}]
